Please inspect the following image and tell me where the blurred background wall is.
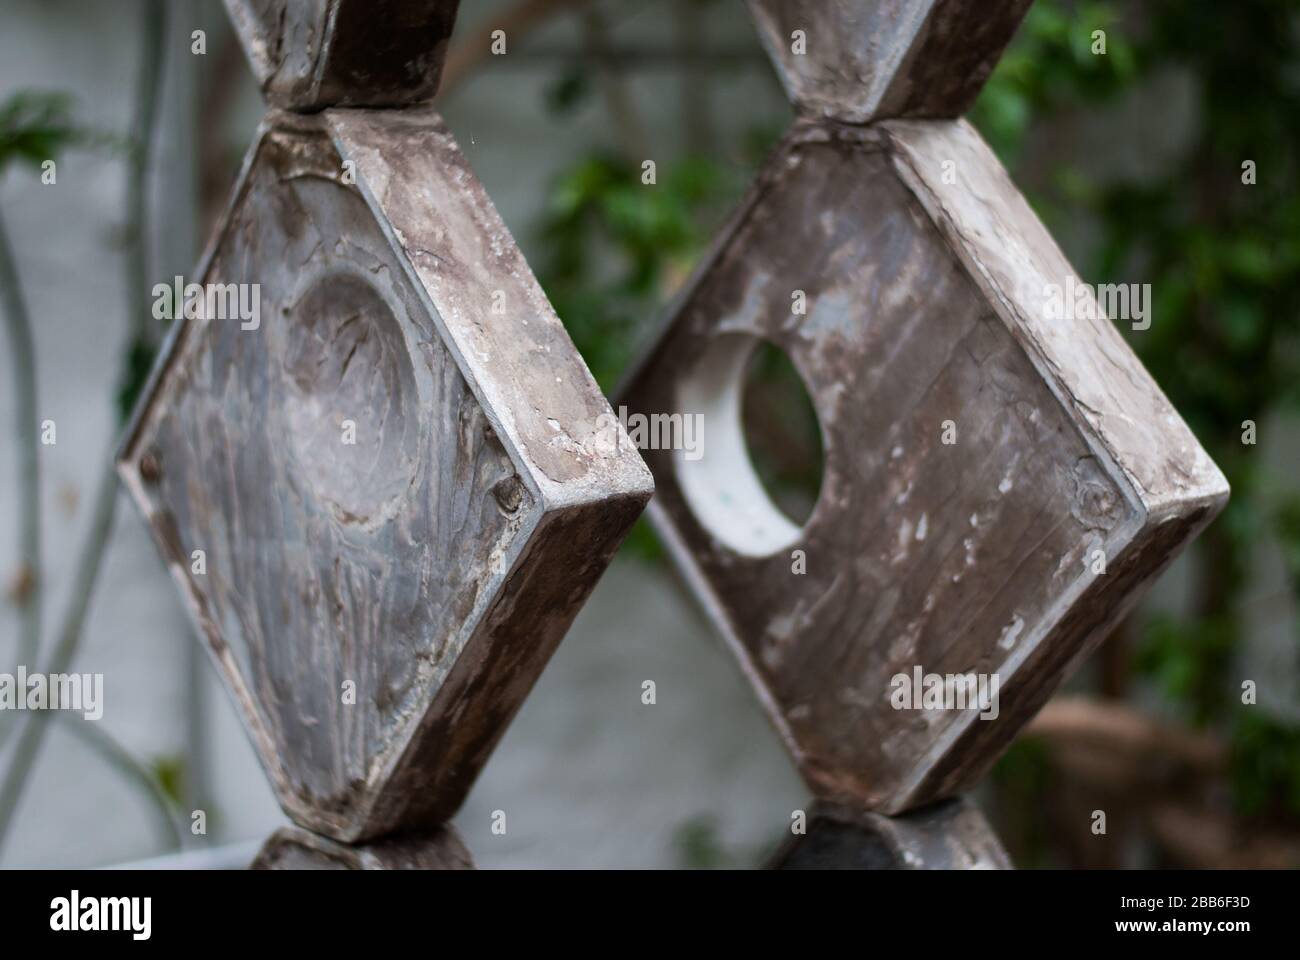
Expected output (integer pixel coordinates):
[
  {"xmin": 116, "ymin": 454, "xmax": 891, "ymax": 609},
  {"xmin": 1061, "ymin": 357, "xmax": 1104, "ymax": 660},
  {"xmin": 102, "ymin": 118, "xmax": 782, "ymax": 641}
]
[{"xmin": 0, "ymin": 0, "xmax": 1297, "ymax": 868}]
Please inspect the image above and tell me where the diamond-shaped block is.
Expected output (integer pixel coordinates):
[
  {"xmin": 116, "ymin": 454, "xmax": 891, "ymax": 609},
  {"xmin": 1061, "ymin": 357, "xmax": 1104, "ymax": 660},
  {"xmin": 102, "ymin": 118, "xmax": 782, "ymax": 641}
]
[
  {"xmin": 747, "ymin": 0, "xmax": 1034, "ymax": 123},
  {"xmin": 223, "ymin": 0, "xmax": 461, "ymax": 109},
  {"xmin": 118, "ymin": 109, "xmax": 652, "ymax": 842},
  {"xmin": 618, "ymin": 119, "xmax": 1227, "ymax": 815}
]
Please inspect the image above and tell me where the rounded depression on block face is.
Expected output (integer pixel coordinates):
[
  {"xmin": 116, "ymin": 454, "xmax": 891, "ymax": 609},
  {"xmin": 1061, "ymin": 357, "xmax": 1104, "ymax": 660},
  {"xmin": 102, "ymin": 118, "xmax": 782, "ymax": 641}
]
[
  {"xmin": 280, "ymin": 268, "xmax": 423, "ymax": 530},
  {"xmin": 117, "ymin": 121, "xmax": 526, "ymax": 837}
]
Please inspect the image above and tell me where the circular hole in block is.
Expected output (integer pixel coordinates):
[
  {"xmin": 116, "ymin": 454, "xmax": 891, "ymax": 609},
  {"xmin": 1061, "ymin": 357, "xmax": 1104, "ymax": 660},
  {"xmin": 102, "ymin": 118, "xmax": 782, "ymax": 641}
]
[
  {"xmin": 675, "ymin": 333, "xmax": 825, "ymax": 557},
  {"xmin": 281, "ymin": 271, "xmax": 421, "ymax": 528},
  {"xmin": 742, "ymin": 339, "xmax": 825, "ymax": 527}
]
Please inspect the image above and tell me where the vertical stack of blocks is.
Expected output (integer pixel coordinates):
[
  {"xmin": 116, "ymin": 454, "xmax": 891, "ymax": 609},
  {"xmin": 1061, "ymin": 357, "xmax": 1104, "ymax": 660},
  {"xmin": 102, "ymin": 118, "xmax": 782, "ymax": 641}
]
[
  {"xmin": 117, "ymin": 0, "xmax": 654, "ymax": 869},
  {"xmin": 116, "ymin": 0, "xmax": 1228, "ymax": 869},
  {"xmin": 618, "ymin": 0, "xmax": 1226, "ymax": 867}
]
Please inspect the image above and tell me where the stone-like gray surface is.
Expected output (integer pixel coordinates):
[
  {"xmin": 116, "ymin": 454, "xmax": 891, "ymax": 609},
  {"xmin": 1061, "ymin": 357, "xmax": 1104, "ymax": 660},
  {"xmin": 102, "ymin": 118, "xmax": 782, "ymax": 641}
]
[
  {"xmin": 224, "ymin": 0, "xmax": 461, "ymax": 109},
  {"xmin": 618, "ymin": 118, "xmax": 1227, "ymax": 815},
  {"xmin": 0, "ymin": 0, "xmax": 1289, "ymax": 871},
  {"xmin": 253, "ymin": 822, "xmax": 474, "ymax": 869},
  {"xmin": 747, "ymin": 0, "xmax": 1033, "ymax": 123},
  {"xmin": 771, "ymin": 797, "xmax": 1011, "ymax": 869},
  {"xmin": 0, "ymin": 1, "xmax": 804, "ymax": 867},
  {"xmin": 118, "ymin": 106, "xmax": 653, "ymax": 842}
]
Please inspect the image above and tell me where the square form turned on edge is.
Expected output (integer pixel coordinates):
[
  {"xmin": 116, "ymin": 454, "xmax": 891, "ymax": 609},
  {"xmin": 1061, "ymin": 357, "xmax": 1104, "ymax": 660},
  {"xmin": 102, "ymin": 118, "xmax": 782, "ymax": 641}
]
[
  {"xmin": 117, "ymin": 108, "xmax": 652, "ymax": 843},
  {"xmin": 617, "ymin": 118, "xmax": 1228, "ymax": 815}
]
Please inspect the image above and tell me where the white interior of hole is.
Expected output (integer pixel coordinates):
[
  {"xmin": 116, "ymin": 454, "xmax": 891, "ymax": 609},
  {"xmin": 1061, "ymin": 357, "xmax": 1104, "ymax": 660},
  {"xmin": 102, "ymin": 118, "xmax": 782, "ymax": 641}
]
[{"xmin": 674, "ymin": 333, "xmax": 809, "ymax": 557}]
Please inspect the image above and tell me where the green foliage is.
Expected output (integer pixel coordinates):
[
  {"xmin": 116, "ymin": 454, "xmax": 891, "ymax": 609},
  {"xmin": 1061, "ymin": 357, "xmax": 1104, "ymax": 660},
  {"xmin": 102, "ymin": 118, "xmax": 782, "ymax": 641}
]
[
  {"xmin": 1135, "ymin": 613, "xmax": 1235, "ymax": 724},
  {"xmin": 0, "ymin": 89, "xmax": 148, "ymax": 424},
  {"xmin": 543, "ymin": 64, "xmax": 591, "ymax": 116},
  {"xmin": 742, "ymin": 341, "xmax": 824, "ymax": 521},
  {"xmin": 0, "ymin": 91, "xmax": 82, "ymax": 175},
  {"xmin": 535, "ymin": 149, "xmax": 746, "ymax": 561},
  {"xmin": 148, "ymin": 754, "xmax": 185, "ymax": 808},
  {"xmin": 537, "ymin": 152, "xmax": 733, "ymax": 391},
  {"xmin": 991, "ymin": 737, "xmax": 1056, "ymax": 867},
  {"xmin": 979, "ymin": 0, "xmax": 1300, "ymax": 820},
  {"xmin": 1277, "ymin": 495, "xmax": 1300, "ymax": 591},
  {"xmin": 971, "ymin": 1, "xmax": 1135, "ymax": 162},
  {"xmin": 116, "ymin": 333, "xmax": 157, "ymax": 425},
  {"xmin": 530, "ymin": 0, "xmax": 1300, "ymax": 822},
  {"xmin": 672, "ymin": 814, "xmax": 730, "ymax": 869},
  {"xmin": 1232, "ymin": 710, "xmax": 1300, "ymax": 818}
]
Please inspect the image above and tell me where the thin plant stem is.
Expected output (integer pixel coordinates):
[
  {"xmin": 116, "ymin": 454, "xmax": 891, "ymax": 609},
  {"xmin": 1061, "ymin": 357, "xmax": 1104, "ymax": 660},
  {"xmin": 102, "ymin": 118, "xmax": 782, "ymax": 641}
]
[
  {"xmin": 128, "ymin": 0, "xmax": 168, "ymax": 345},
  {"xmin": 0, "ymin": 0, "xmax": 171, "ymax": 859},
  {"xmin": 0, "ymin": 462, "xmax": 119, "ymax": 859},
  {"xmin": 582, "ymin": 6, "xmax": 650, "ymax": 162},
  {"xmin": 0, "ymin": 206, "xmax": 42, "ymax": 704},
  {"xmin": 57, "ymin": 714, "xmax": 184, "ymax": 852}
]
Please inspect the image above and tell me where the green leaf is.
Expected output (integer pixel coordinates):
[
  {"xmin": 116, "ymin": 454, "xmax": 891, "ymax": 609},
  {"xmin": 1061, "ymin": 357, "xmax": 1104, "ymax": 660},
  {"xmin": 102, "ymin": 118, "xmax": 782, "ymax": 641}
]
[
  {"xmin": 116, "ymin": 333, "xmax": 158, "ymax": 425},
  {"xmin": 149, "ymin": 754, "xmax": 185, "ymax": 807},
  {"xmin": 0, "ymin": 90, "xmax": 83, "ymax": 175}
]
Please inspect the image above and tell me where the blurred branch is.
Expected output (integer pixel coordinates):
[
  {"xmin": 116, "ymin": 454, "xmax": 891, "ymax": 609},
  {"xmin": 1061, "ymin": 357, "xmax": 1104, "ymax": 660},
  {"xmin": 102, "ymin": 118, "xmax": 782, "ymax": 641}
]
[
  {"xmin": 127, "ymin": 0, "xmax": 168, "ymax": 345},
  {"xmin": 440, "ymin": 0, "xmax": 591, "ymax": 95},
  {"xmin": 1026, "ymin": 695, "xmax": 1227, "ymax": 786},
  {"xmin": 1, "ymin": 90, "xmax": 102, "ymax": 756},
  {"xmin": 0, "ymin": 1, "xmax": 195, "ymax": 864},
  {"xmin": 1024, "ymin": 697, "xmax": 1300, "ymax": 868},
  {"xmin": 56, "ymin": 714, "xmax": 184, "ymax": 852},
  {"xmin": 0, "ymin": 5, "xmax": 169, "ymax": 835},
  {"xmin": 1097, "ymin": 617, "xmax": 1131, "ymax": 699},
  {"xmin": 461, "ymin": 46, "xmax": 764, "ymax": 68},
  {"xmin": 582, "ymin": 6, "xmax": 648, "ymax": 160},
  {"xmin": 673, "ymin": 0, "xmax": 711, "ymax": 156},
  {"xmin": 0, "ymin": 462, "xmax": 119, "ymax": 860},
  {"xmin": 1146, "ymin": 801, "xmax": 1300, "ymax": 869},
  {"xmin": 0, "ymin": 207, "xmax": 42, "ymax": 685},
  {"xmin": 1018, "ymin": 696, "xmax": 1300, "ymax": 868}
]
